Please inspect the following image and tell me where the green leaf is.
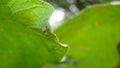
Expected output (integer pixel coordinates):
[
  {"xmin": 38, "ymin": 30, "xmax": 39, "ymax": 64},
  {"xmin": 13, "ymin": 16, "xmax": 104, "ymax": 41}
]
[
  {"xmin": 55, "ymin": 4, "xmax": 120, "ymax": 68},
  {"xmin": 0, "ymin": 0, "xmax": 68, "ymax": 68},
  {"xmin": 0, "ymin": 0, "xmax": 53, "ymax": 28}
]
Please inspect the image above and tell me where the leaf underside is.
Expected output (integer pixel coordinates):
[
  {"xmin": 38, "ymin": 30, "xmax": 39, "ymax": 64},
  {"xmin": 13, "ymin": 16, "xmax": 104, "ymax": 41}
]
[{"xmin": 0, "ymin": 0, "xmax": 68, "ymax": 68}]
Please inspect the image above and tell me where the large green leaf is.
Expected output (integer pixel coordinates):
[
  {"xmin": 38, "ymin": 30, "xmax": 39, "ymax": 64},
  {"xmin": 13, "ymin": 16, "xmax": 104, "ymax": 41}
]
[
  {"xmin": 0, "ymin": 0, "xmax": 68, "ymax": 68},
  {"xmin": 55, "ymin": 4, "xmax": 120, "ymax": 68}
]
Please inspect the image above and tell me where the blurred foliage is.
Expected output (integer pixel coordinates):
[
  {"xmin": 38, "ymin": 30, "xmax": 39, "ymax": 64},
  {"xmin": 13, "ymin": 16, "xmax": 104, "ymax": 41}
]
[
  {"xmin": 45, "ymin": 0, "xmax": 120, "ymax": 18},
  {"xmin": 55, "ymin": 4, "xmax": 120, "ymax": 68},
  {"xmin": 45, "ymin": 0, "xmax": 120, "ymax": 10}
]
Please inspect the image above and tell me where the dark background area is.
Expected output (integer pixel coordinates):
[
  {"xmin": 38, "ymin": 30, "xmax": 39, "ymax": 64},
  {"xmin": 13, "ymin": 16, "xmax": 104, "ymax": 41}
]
[{"xmin": 45, "ymin": 0, "xmax": 120, "ymax": 19}]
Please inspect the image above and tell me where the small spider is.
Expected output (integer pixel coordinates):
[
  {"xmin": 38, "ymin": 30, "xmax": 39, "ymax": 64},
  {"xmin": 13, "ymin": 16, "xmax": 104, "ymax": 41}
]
[{"xmin": 42, "ymin": 25, "xmax": 49, "ymax": 35}]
